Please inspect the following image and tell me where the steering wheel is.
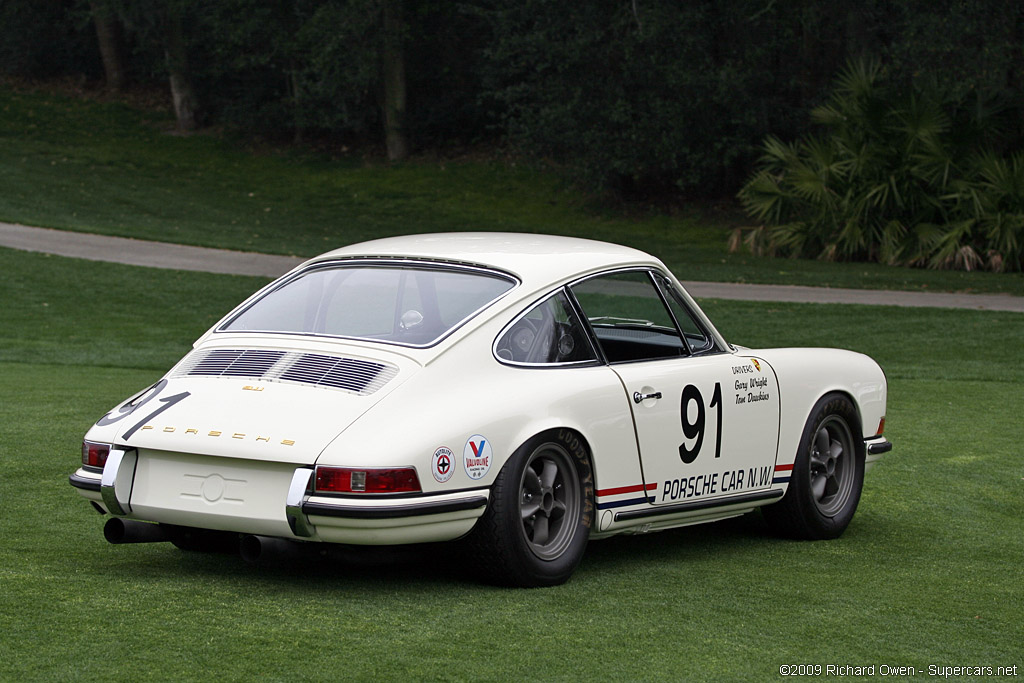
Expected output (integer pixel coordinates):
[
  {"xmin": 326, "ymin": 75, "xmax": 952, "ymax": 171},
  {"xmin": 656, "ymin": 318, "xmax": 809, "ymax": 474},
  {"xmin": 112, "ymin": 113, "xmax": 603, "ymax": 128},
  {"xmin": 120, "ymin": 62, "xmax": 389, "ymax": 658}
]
[{"xmin": 504, "ymin": 318, "xmax": 540, "ymax": 362}]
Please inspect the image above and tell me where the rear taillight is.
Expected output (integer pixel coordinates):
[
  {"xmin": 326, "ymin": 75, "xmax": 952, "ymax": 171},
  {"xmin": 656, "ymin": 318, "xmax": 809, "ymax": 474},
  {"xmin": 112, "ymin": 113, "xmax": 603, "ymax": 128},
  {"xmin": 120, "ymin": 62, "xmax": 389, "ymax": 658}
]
[
  {"xmin": 82, "ymin": 441, "xmax": 111, "ymax": 468},
  {"xmin": 314, "ymin": 466, "xmax": 421, "ymax": 494},
  {"xmin": 876, "ymin": 417, "xmax": 886, "ymax": 436}
]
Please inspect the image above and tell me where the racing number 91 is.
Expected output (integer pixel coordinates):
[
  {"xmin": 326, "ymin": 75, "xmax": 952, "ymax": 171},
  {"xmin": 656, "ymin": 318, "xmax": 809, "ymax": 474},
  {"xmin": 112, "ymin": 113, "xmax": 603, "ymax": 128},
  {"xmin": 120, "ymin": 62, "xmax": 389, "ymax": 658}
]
[
  {"xmin": 95, "ymin": 379, "xmax": 191, "ymax": 440},
  {"xmin": 678, "ymin": 382, "xmax": 722, "ymax": 464}
]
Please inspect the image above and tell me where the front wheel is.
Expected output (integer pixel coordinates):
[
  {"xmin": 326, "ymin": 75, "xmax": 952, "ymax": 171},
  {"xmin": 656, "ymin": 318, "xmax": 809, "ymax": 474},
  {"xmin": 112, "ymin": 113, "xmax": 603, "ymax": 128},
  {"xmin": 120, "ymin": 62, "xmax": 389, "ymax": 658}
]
[
  {"xmin": 762, "ymin": 393, "xmax": 864, "ymax": 540},
  {"xmin": 467, "ymin": 429, "xmax": 594, "ymax": 587}
]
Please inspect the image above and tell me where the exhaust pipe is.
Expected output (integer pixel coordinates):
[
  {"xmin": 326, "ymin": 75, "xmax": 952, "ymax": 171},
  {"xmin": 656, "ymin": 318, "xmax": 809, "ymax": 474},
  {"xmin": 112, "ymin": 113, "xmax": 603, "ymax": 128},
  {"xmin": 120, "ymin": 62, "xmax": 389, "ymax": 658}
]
[
  {"xmin": 104, "ymin": 518, "xmax": 170, "ymax": 544},
  {"xmin": 239, "ymin": 535, "xmax": 305, "ymax": 564}
]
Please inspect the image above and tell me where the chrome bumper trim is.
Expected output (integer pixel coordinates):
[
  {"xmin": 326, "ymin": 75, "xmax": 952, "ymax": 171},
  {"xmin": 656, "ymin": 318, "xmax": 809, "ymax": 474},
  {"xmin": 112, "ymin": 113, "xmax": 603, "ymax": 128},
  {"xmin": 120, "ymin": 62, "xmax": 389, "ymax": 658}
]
[
  {"xmin": 285, "ymin": 467, "xmax": 315, "ymax": 538},
  {"xmin": 100, "ymin": 448, "xmax": 137, "ymax": 516},
  {"xmin": 866, "ymin": 439, "xmax": 893, "ymax": 455},
  {"xmin": 303, "ymin": 495, "xmax": 488, "ymax": 520},
  {"xmin": 69, "ymin": 471, "xmax": 102, "ymax": 492}
]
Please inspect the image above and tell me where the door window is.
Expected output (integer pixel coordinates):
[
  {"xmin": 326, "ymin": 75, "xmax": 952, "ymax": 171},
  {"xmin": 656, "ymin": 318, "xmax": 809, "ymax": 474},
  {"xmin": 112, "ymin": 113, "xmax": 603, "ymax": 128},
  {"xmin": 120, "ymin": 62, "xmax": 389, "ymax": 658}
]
[{"xmin": 570, "ymin": 271, "xmax": 686, "ymax": 363}]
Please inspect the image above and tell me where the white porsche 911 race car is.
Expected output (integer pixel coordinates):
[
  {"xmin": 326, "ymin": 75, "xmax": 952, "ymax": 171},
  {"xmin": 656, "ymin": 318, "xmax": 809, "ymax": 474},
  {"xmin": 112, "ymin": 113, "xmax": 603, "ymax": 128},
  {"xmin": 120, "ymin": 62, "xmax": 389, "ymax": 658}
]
[{"xmin": 70, "ymin": 233, "xmax": 891, "ymax": 586}]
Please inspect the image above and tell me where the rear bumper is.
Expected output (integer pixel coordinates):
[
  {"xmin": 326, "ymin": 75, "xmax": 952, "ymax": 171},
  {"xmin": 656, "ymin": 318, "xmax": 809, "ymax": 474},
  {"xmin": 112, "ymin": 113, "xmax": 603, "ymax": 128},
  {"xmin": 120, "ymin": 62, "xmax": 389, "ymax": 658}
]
[
  {"xmin": 302, "ymin": 496, "xmax": 488, "ymax": 520},
  {"xmin": 69, "ymin": 470, "xmax": 102, "ymax": 493},
  {"xmin": 71, "ymin": 456, "xmax": 488, "ymax": 546},
  {"xmin": 289, "ymin": 467, "xmax": 489, "ymax": 544}
]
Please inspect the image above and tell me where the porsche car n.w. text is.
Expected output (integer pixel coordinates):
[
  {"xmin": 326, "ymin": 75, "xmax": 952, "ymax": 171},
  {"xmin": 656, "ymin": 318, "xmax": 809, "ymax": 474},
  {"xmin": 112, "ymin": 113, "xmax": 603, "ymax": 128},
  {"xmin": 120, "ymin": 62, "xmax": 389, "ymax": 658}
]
[{"xmin": 70, "ymin": 233, "xmax": 891, "ymax": 586}]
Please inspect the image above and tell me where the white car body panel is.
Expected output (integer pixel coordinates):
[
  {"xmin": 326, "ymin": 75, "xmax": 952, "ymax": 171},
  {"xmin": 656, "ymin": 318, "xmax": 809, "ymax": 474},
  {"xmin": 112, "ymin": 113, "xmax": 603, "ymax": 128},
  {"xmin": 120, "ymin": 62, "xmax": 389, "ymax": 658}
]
[
  {"xmin": 129, "ymin": 450, "xmax": 297, "ymax": 537},
  {"xmin": 614, "ymin": 353, "xmax": 781, "ymax": 507}
]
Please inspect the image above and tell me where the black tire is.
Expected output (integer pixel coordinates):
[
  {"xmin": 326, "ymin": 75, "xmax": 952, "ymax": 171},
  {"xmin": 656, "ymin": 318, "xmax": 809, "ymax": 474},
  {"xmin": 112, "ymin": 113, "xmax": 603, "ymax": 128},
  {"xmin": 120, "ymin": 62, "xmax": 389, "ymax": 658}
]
[
  {"xmin": 467, "ymin": 429, "xmax": 594, "ymax": 587},
  {"xmin": 762, "ymin": 393, "xmax": 864, "ymax": 540}
]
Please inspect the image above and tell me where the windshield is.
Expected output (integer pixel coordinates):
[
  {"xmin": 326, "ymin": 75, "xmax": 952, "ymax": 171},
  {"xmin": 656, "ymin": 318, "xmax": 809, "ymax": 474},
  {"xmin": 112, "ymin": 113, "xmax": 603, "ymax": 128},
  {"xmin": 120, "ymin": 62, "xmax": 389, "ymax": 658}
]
[{"xmin": 220, "ymin": 263, "xmax": 516, "ymax": 347}]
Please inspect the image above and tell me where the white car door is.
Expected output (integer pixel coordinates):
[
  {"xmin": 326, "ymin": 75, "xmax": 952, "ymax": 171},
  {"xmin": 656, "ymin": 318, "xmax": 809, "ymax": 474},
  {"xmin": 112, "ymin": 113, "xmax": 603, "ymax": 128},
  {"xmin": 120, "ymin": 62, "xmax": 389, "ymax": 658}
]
[{"xmin": 570, "ymin": 270, "xmax": 780, "ymax": 509}]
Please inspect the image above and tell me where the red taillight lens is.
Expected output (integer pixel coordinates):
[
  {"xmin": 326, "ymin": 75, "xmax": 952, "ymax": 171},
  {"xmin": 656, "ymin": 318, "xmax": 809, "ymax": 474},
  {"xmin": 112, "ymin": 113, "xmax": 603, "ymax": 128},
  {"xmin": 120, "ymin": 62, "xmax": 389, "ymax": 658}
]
[
  {"xmin": 82, "ymin": 441, "xmax": 110, "ymax": 468},
  {"xmin": 876, "ymin": 417, "xmax": 886, "ymax": 436},
  {"xmin": 314, "ymin": 466, "xmax": 421, "ymax": 494}
]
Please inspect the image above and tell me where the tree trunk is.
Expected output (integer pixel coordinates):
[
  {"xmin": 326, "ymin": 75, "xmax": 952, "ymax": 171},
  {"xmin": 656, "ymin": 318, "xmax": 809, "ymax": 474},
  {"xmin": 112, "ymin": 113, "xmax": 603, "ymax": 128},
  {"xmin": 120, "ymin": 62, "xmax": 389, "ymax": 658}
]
[
  {"xmin": 164, "ymin": 12, "xmax": 200, "ymax": 132},
  {"xmin": 90, "ymin": 0, "xmax": 126, "ymax": 92},
  {"xmin": 288, "ymin": 67, "xmax": 304, "ymax": 145},
  {"xmin": 382, "ymin": 0, "xmax": 408, "ymax": 161}
]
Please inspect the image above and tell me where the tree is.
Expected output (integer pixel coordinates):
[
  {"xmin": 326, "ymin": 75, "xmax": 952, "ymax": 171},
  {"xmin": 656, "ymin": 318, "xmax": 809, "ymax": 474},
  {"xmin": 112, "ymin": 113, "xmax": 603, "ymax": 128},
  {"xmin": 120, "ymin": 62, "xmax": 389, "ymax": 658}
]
[
  {"xmin": 110, "ymin": 0, "xmax": 201, "ymax": 131},
  {"xmin": 162, "ymin": 7, "xmax": 199, "ymax": 131},
  {"xmin": 89, "ymin": 0, "xmax": 127, "ymax": 91},
  {"xmin": 381, "ymin": 0, "xmax": 408, "ymax": 160}
]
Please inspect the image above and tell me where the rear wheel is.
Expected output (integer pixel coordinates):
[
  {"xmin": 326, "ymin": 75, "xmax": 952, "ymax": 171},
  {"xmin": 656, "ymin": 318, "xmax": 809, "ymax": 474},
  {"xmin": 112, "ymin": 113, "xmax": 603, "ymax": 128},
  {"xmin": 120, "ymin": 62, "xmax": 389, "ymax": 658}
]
[
  {"xmin": 763, "ymin": 394, "xmax": 864, "ymax": 539},
  {"xmin": 467, "ymin": 429, "xmax": 594, "ymax": 587}
]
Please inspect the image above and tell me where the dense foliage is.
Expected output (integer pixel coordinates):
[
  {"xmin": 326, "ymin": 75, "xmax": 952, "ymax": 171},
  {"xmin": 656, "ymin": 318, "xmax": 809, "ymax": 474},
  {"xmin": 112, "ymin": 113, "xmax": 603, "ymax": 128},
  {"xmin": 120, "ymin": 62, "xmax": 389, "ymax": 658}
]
[
  {"xmin": 476, "ymin": 2, "xmax": 806, "ymax": 197},
  {"xmin": 737, "ymin": 62, "xmax": 1024, "ymax": 272},
  {"xmin": 2, "ymin": 0, "xmax": 1023, "ymax": 204}
]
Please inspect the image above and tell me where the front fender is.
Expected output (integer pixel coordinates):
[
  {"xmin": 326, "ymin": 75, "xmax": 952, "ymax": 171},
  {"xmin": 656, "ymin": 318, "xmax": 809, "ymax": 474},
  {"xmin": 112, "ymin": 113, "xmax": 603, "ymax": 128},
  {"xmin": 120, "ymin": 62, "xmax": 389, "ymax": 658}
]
[{"xmin": 751, "ymin": 348, "xmax": 887, "ymax": 466}]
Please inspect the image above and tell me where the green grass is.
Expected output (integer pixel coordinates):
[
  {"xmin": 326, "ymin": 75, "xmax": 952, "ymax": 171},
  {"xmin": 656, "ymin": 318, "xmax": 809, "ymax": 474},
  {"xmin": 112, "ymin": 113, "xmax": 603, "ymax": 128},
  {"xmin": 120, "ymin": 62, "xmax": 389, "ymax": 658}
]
[
  {"xmin": 3, "ymin": 84, "xmax": 1024, "ymax": 296},
  {"xmin": 1, "ymin": 246, "xmax": 1020, "ymax": 681}
]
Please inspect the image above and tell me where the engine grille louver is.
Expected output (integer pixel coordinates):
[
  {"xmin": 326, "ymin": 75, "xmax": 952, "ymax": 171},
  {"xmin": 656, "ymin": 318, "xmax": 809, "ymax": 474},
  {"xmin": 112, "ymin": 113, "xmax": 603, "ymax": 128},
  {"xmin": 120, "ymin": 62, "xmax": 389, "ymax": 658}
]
[
  {"xmin": 173, "ymin": 349, "xmax": 398, "ymax": 395},
  {"xmin": 278, "ymin": 354, "xmax": 392, "ymax": 392},
  {"xmin": 187, "ymin": 349, "xmax": 287, "ymax": 377}
]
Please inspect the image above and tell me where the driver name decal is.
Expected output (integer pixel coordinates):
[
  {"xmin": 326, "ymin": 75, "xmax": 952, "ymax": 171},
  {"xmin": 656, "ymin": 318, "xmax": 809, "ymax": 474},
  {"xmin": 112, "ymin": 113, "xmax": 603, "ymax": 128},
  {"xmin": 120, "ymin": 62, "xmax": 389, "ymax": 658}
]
[
  {"xmin": 732, "ymin": 359, "xmax": 771, "ymax": 406},
  {"xmin": 734, "ymin": 375, "xmax": 770, "ymax": 405}
]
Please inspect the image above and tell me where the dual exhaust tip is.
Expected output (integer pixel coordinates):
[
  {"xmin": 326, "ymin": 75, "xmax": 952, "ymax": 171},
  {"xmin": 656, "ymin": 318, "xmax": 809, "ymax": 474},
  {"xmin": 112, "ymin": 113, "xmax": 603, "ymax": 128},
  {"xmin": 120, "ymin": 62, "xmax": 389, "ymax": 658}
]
[{"xmin": 102, "ymin": 518, "xmax": 298, "ymax": 564}]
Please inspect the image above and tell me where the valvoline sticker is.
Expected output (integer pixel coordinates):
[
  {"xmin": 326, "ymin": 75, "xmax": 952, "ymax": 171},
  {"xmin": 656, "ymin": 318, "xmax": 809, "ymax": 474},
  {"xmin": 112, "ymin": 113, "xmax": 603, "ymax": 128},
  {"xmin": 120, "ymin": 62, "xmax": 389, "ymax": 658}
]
[{"xmin": 463, "ymin": 435, "xmax": 492, "ymax": 480}]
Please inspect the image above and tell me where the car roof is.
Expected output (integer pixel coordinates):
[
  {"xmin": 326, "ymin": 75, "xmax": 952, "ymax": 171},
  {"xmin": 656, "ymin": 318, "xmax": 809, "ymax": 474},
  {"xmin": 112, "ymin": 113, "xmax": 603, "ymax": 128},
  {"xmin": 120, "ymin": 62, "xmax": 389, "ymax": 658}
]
[{"xmin": 308, "ymin": 232, "xmax": 661, "ymax": 288}]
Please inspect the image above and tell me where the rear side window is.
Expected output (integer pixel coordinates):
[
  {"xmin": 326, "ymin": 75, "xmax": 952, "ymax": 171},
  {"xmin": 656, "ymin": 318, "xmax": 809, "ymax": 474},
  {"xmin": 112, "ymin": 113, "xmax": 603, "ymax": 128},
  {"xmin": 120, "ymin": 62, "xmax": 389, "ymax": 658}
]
[{"xmin": 495, "ymin": 291, "xmax": 597, "ymax": 365}]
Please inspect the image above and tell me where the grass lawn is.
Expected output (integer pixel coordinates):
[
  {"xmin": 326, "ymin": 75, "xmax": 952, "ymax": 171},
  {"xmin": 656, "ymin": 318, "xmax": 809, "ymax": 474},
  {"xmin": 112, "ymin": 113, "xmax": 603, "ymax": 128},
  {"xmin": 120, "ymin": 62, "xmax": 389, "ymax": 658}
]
[
  {"xmin": 2, "ymin": 83, "xmax": 1024, "ymax": 297},
  {"xmin": 1, "ymin": 247, "xmax": 1020, "ymax": 681}
]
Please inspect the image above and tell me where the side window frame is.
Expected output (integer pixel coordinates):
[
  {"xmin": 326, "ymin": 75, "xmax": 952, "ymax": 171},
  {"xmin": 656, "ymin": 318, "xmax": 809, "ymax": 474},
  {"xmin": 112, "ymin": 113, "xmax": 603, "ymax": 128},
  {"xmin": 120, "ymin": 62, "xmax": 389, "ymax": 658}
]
[
  {"xmin": 494, "ymin": 268, "xmax": 725, "ymax": 369},
  {"xmin": 651, "ymin": 271, "xmax": 718, "ymax": 356}
]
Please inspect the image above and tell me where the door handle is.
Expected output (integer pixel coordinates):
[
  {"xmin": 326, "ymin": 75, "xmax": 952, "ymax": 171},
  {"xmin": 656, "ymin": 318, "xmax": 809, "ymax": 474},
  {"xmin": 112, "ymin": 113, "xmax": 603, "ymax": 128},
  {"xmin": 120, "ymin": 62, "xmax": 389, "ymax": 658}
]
[{"xmin": 633, "ymin": 391, "xmax": 662, "ymax": 404}]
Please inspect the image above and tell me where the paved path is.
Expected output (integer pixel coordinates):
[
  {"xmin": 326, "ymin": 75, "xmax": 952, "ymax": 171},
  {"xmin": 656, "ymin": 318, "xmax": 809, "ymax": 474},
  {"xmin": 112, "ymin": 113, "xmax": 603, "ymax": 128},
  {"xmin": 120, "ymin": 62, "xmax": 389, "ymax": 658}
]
[
  {"xmin": 679, "ymin": 280, "xmax": 1024, "ymax": 312},
  {"xmin": 3, "ymin": 221, "xmax": 1022, "ymax": 312},
  {"xmin": 0, "ymin": 222, "xmax": 302, "ymax": 277}
]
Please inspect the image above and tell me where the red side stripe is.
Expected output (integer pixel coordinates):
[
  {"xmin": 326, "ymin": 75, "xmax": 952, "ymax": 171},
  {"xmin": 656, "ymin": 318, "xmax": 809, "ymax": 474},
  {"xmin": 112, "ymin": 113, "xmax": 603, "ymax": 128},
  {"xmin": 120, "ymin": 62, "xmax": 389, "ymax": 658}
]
[
  {"xmin": 774, "ymin": 464, "xmax": 794, "ymax": 472},
  {"xmin": 597, "ymin": 483, "xmax": 657, "ymax": 497}
]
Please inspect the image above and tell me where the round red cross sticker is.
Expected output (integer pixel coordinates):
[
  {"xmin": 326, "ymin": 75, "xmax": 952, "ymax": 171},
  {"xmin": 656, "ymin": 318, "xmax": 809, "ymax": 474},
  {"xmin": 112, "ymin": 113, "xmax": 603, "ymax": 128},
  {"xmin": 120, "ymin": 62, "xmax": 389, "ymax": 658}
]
[{"xmin": 432, "ymin": 446, "xmax": 455, "ymax": 483}]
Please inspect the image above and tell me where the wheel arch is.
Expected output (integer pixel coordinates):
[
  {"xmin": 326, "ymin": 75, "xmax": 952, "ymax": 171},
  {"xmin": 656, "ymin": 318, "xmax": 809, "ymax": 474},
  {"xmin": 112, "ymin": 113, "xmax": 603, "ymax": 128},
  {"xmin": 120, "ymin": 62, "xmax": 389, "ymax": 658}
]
[
  {"xmin": 809, "ymin": 389, "xmax": 866, "ymax": 456},
  {"xmin": 507, "ymin": 426, "xmax": 596, "ymax": 501},
  {"xmin": 762, "ymin": 389, "xmax": 866, "ymax": 539},
  {"xmin": 466, "ymin": 424, "xmax": 596, "ymax": 586},
  {"xmin": 515, "ymin": 426, "xmax": 593, "ymax": 459},
  {"xmin": 754, "ymin": 347, "xmax": 887, "ymax": 469}
]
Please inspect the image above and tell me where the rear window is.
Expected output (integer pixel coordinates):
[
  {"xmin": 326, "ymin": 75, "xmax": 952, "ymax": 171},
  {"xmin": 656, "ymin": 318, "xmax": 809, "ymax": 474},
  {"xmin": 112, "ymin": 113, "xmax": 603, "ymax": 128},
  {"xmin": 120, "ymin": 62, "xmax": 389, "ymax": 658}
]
[{"xmin": 220, "ymin": 263, "xmax": 516, "ymax": 347}]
